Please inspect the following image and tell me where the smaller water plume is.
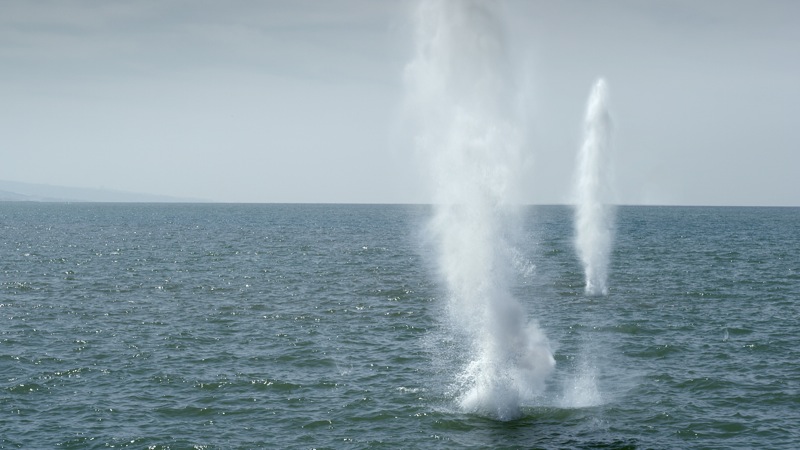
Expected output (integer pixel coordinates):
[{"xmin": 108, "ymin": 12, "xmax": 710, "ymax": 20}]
[
  {"xmin": 574, "ymin": 78, "xmax": 615, "ymax": 296},
  {"xmin": 561, "ymin": 360, "xmax": 603, "ymax": 408}
]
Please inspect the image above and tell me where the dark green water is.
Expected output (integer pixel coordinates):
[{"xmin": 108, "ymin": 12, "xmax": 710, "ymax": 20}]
[{"xmin": 2, "ymin": 203, "xmax": 798, "ymax": 448}]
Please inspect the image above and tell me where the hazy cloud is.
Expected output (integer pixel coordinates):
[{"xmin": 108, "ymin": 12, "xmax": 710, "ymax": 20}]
[{"xmin": 1, "ymin": 0, "xmax": 798, "ymax": 205}]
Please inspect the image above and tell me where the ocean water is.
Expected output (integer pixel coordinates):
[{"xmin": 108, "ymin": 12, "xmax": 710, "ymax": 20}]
[{"xmin": 2, "ymin": 203, "xmax": 799, "ymax": 449}]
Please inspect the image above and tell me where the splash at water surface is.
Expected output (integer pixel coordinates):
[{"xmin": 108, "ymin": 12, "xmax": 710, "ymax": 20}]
[{"xmin": 404, "ymin": 0, "xmax": 554, "ymax": 420}]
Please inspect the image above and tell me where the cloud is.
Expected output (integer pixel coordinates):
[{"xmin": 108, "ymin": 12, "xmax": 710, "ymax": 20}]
[{"xmin": 1, "ymin": 0, "xmax": 798, "ymax": 205}]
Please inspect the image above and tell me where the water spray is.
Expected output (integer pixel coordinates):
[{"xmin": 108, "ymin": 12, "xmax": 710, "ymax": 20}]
[
  {"xmin": 405, "ymin": 0, "xmax": 554, "ymax": 419},
  {"xmin": 574, "ymin": 78, "xmax": 615, "ymax": 296}
]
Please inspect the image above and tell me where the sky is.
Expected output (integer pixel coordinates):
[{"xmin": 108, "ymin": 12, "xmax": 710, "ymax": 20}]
[{"xmin": 2, "ymin": 0, "xmax": 798, "ymax": 205}]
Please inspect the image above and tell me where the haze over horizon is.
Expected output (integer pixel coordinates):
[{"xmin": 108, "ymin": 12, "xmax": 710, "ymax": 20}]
[{"xmin": 2, "ymin": 0, "xmax": 798, "ymax": 206}]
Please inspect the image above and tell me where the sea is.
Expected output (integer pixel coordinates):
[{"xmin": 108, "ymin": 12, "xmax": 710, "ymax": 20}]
[{"xmin": 2, "ymin": 202, "xmax": 798, "ymax": 449}]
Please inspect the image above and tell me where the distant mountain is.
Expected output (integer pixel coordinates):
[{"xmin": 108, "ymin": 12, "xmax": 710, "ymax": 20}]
[{"xmin": 0, "ymin": 180, "xmax": 206, "ymax": 203}]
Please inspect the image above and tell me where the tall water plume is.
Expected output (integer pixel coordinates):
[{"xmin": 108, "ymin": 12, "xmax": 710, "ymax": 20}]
[
  {"xmin": 404, "ymin": 0, "xmax": 554, "ymax": 420},
  {"xmin": 574, "ymin": 79, "xmax": 615, "ymax": 296}
]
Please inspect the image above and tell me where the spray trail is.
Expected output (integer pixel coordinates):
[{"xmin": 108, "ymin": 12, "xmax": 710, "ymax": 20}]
[
  {"xmin": 405, "ymin": 0, "xmax": 554, "ymax": 420},
  {"xmin": 574, "ymin": 79, "xmax": 614, "ymax": 296}
]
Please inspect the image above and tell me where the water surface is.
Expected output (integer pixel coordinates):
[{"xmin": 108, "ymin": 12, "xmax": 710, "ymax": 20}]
[{"xmin": 2, "ymin": 203, "xmax": 798, "ymax": 448}]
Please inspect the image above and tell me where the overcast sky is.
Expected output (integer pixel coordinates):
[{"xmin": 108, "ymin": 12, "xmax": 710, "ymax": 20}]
[{"xmin": 2, "ymin": 0, "xmax": 798, "ymax": 205}]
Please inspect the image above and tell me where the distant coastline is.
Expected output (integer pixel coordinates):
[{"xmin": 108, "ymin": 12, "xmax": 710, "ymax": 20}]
[{"xmin": 0, "ymin": 180, "xmax": 206, "ymax": 203}]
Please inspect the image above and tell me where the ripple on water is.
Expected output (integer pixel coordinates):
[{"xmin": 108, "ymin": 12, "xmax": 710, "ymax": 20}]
[{"xmin": 1, "ymin": 204, "xmax": 799, "ymax": 449}]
